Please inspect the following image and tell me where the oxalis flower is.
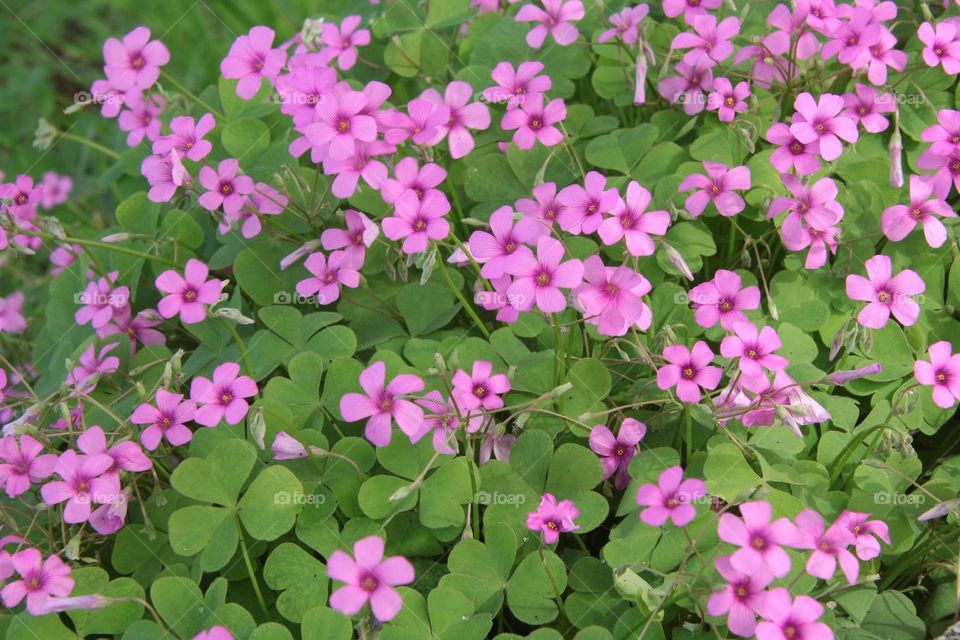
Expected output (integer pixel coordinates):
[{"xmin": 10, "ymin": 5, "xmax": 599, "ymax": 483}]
[
  {"xmin": 155, "ymin": 259, "xmax": 224, "ymax": 325},
  {"xmin": 382, "ymin": 190, "xmax": 451, "ymax": 254},
  {"xmin": 589, "ymin": 418, "xmax": 646, "ymax": 490},
  {"xmin": 689, "ymin": 269, "xmax": 761, "ymax": 330},
  {"xmin": 526, "ymin": 493, "xmax": 580, "ymax": 543},
  {"xmin": 190, "ymin": 362, "xmax": 258, "ymax": 426},
  {"xmin": 915, "ymin": 341, "xmax": 960, "ymax": 409},
  {"xmin": 0, "ymin": 435, "xmax": 56, "ymax": 498},
  {"xmin": 792, "ymin": 509, "xmax": 859, "ymax": 584},
  {"xmin": 717, "ymin": 501, "xmax": 798, "ymax": 578},
  {"xmin": 789, "ymin": 92, "xmax": 859, "ymax": 161},
  {"xmin": 636, "ymin": 466, "xmax": 706, "ymax": 527},
  {"xmin": 707, "ymin": 555, "xmax": 772, "ymax": 638},
  {"xmin": 501, "ymin": 93, "xmax": 566, "ymax": 149},
  {"xmin": 754, "ymin": 589, "xmax": 833, "ymax": 640},
  {"xmin": 678, "ymin": 161, "xmax": 751, "ymax": 217},
  {"xmin": 0, "ymin": 548, "xmax": 74, "ymax": 615},
  {"xmin": 505, "ymin": 236, "xmax": 583, "ymax": 314},
  {"xmin": 881, "ymin": 174, "xmax": 955, "ymax": 249},
  {"xmin": 657, "ymin": 341, "xmax": 722, "ymax": 403},
  {"xmin": 198, "ymin": 159, "xmax": 255, "ymax": 215},
  {"xmin": 452, "ymin": 360, "xmax": 511, "ymax": 411},
  {"xmin": 845, "ymin": 254, "xmax": 924, "ymax": 329},
  {"xmin": 130, "ymin": 389, "xmax": 196, "ymax": 450},
  {"xmin": 340, "ymin": 361, "xmax": 424, "ymax": 446},
  {"xmin": 328, "ymin": 536, "xmax": 414, "ymax": 622},
  {"xmin": 574, "ymin": 256, "xmax": 652, "ymax": 337},
  {"xmin": 41, "ymin": 450, "xmax": 119, "ymax": 524},
  {"xmin": 515, "ymin": 0, "xmax": 585, "ymax": 49}
]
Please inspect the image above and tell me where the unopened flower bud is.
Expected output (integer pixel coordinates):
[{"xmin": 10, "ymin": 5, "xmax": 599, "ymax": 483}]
[
  {"xmin": 390, "ymin": 484, "xmax": 417, "ymax": 502},
  {"xmin": 889, "ymin": 125, "xmax": 903, "ymax": 189},
  {"xmin": 272, "ymin": 431, "xmax": 308, "ymax": 460},
  {"xmin": 101, "ymin": 233, "xmax": 132, "ymax": 244},
  {"xmin": 550, "ymin": 382, "xmax": 573, "ymax": 397},
  {"xmin": 433, "ymin": 352, "xmax": 447, "ymax": 373},
  {"xmin": 634, "ymin": 59, "xmax": 647, "ymax": 105},
  {"xmin": 34, "ymin": 118, "xmax": 57, "ymax": 151},
  {"xmin": 65, "ymin": 534, "xmax": 82, "ymax": 560},
  {"xmin": 280, "ymin": 240, "xmax": 321, "ymax": 271},
  {"xmin": 249, "ymin": 408, "xmax": 266, "ymax": 449},
  {"xmin": 661, "ymin": 241, "xmax": 694, "ymax": 281},
  {"xmin": 214, "ymin": 307, "xmax": 254, "ymax": 325},
  {"xmin": 826, "ymin": 362, "xmax": 882, "ymax": 385}
]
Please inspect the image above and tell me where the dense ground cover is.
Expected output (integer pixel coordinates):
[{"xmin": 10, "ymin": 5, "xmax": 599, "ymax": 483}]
[{"xmin": 2, "ymin": 0, "xmax": 960, "ymax": 638}]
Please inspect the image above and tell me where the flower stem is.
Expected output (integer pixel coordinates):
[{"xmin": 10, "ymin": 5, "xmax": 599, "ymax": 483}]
[
  {"xmin": 160, "ymin": 70, "xmax": 226, "ymax": 120},
  {"xmin": 216, "ymin": 316, "xmax": 255, "ymax": 379},
  {"xmin": 236, "ymin": 520, "xmax": 270, "ymax": 618},
  {"xmin": 56, "ymin": 130, "xmax": 120, "ymax": 160},
  {"xmin": 436, "ymin": 248, "xmax": 491, "ymax": 338}
]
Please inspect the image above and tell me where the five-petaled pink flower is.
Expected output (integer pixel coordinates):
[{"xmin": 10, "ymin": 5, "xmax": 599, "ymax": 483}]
[
  {"xmin": 198, "ymin": 159, "xmax": 255, "ymax": 214},
  {"xmin": 515, "ymin": 0, "xmax": 585, "ymax": 49},
  {"xmin": 707, "ymin": 77, "xmax": 750, "ymax": 123},
  {"xmin": 155, "ymin": 259, "xmax": 224, "ymax": 325},
  {"xmin": 483, "ymin": 61, "xmax": 552, "ymax": 109},
  {"xmin": 720, "ymin": 322, "xmax": 789, "ymax": 378},
  {"xmin": 340, "ymin": 361, "xmax": 425, "ymax": 446},
  {"xmin": 452, "ymin": 360, "xmax": 512, "ymax": 411},
  {"xmin": 0, "ymin": 548, "xmax": 74, "ymax": 615},
  {"xmin": 599, "ymin": 4, "xmax": 650, "ymax": 44},
  {"xmin": 598, "ymin": 180, "xmax": 670, "ymax": 256},
  {"xmin": 792, "ymin": 509, "xmax": 859, "ymax": 584},
  {"xmin": 842, "ymin": 84, "xmax": 895, "ymax": 133},
  {"xmin": 382, "ymin": 190, "xmax": 451, "ymax": 254},
  {"xmin": 501, "ymin": 93, "xmax": 566, "ymax": 149},
  {"xmin": 0, "ymin": 435, "xmax": 56, "ymax": 498},
  {"xmin": 918, "ymin": 21, "xmax": 960, "ymax": 74},
  {"xmin": 76, "ymin": 425, "xmax": 152, "ymax": 481},
  {"xmin": 689, "ymin": 269, "xmax": 761, "ymax": 330},
  {"xmin": 328, "ymin": 536, "xmax": 414, "ymax": 622},
  {"xmin": 663, "ymin": 0, "xmax": 722, "ymax": 22},
  {"xmin": 766, "ymin": 122, "xmax": 821, "ymax": 175},
  {"xmin": 421, "ymin": 81, "xmax": 491, "ymax": 159},
  {"xmin": 131, "ymin": 389, "xmax": 197, "ymax": 450},
  {"xmin": 707, "ymin": 555, "xmax": 772, "ymax": 638},
  {"xmin": 717, "ymin": 501, "xmax": 797, "ymax": 578},
  {"xmin": 671, "ymin": 15, "xmax": 740, "ymax": 66},
  {"xmin": 656, "ymin": 342, "xmax": 722, "ymax": 403},
  {"xmin": 526, "ymin": 493, "xmax": 580, "ymax": 543},
  {"xmin": 41, "ymin": 450, "xmax": 120, "ymax": 524},
  {"xmin": 845, "ymin": 254, "xmax": 924, "ymax": 329},
  {"xmin": 790, "ymin": 92, "xmax": 859, "ymax": 161},
  {"xmin": 220, "ymin": 26, "xmax": 287, "ymax": 99},
  {"xmin": 190, "ymin": 362, "xmax": 258, "ymax": 426},
  {"xmin": 297, "ymin": 251, "xmax": 360, "ymax": 305},
  {"xmin": 321, "ymin": 209, "xmax": 379, "ymax": 267},
  {"xmin": 306, "ymin": 90, "xmax": 378, "ymax": 161},
  {"xmin": 557, "ymin": 170, "xmax": 621, "ymax": 235},
  {"xmin": 636, "ymin": 466, "xmax": 706, "ymax": 527},
  {"xmin": 834, "ymin": 511, "xmax": 891, "ymax": 561},
  {"xmin": 575, "ymin": 256, "xmax": 652, "ymax": 337},
  {"xmin": 921, "ymin": 108, "xmax": 960, "ymax": 156},
  {"xmin": 321, "ymin": 16, "xmax": 371, "ymax": 71},
  {"xmin": 103, "ymin": 26, "xmax": 169, "ymax": 91},
  {"xmin": 152, "ymin": 113, "xmax": 216, "ymax": 161},
  {"xmin": 678, "ymin": 162, "xmax": 751, "ymax": 217},
  {"xmin": 754, "ymin": 589, "xmax": 832, "ymax": 640},
  {"xmin": 75, "ymin": 272, "xmax": 130, "ymax": 330},
  {"xmin": 658, "ymin": 60, "xmax": 714, "ymax": 115},
  {"xmin": 505, "ymin": 236, "xmax": 584, "ymax": 313},
  {"xmin": 589, "ymin": 419, "xmax": 646, "ymax": 490},
  {"xmin": 380, "ymin": 157, "xmax": 447, "ymax": 204},
  {"xmin": 881, "ymin": 174, "xmax": 956, "ymax": 248},
  {"xmin": 469, "ymin": 205, "xmax": 541, "ymax": 278},
  {"xmin": 0, "ymin": 291, "xmax": 27, "ymax": 334},
  {"xmin": 915, "ymin": 341, "xmax": 960, "ymax": 409}
]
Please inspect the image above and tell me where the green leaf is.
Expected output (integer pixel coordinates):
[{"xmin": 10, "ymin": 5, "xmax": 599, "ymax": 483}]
[
  {"xmin": 546, "ymin": 444, "xmax": 604, "ymax": 496},
  {"xmin": 506, "ymin": 550, "xmax": 568, "ymax": 625},
  {"xmin": 359, "ymin": 475, "xmax": 418, "ymax": 519},
  {"xmin": 151, "ymin": 576, "xmax": 208, "ymax": 639},
  {"xmin": 221, "ymin": 117, "xmax": 270, "ymax": 160},
  {"xmin": 238, "ymin": 465, "xmax": 305, "ymax": 540},
  {"xmin": 465, "ymin": 153, "xmax": 527, "ymax": 203},
  {"xmin": 420, "ymin": 457, "xmax": 477, "ymax": 529},
  {"xmin": 426, "ymin": 0, "xmax": 470, "ymax": 27},
  {"xmin": 171, "ymin": 439, "xmax": 257, "ymax": 506},
  {"xmin": 301, "ymin": 606, "xmax": 353, "ymax": 640},
  {"xmin": 264, "ymin": 543, "xmax": 328, "ymax": 623},
  {"xmin": 116, "ymin": 191, "xmax": 160, "ymax": 235},
  {"xmin": 704, "ymin": 443, "xmax": 762, "ymax": 502}
]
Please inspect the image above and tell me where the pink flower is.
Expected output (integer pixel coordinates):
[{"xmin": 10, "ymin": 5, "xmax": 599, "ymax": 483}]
[
  {"xmin": 501, "ymin": 93, "xmax": 566, "ymax": 149},
  {"xmin": 76, "ymin": 425, "xmax": 152, "ymax": 478},
  {"xmin": 98, "ymin": 307, "xmax": 166, "ymax": 351},
  {"xmin": 321, "ymin": 209, "xmax": 379, "ymax": 268},
  {"xmin": 0, "ymin": 175, "xmax": 40, "ymax": 218},
  {"xmin": 598, "ymin": 181, "xmax": 670, "ymax": 256},
  {"xmin": 734, "ymin": 46, "xmax": 790, "ymax": 90},
  {"xmin": 220, "ymin": 26, "xmax": 287, "ymax": 99},
  {"xmin": 276, "ymin": 64, "xmax": 337, "ymax": 127},
  {"xmin": 845, "ymin": 254, "xmax": 924, "ymax": 329},
  {"xmin": 152, "ymin": 113, "xmax": 216, "ymax": 161},
  {"xmin": 766, "ymin": 122, "xmax": 821, "ymax": 175},
  {"xmin": 754, "ymin": 589, "xmax": 832, "ymax": 640},
  {"xmin": 67, "ymin": 343, "xmax": 121, "ymax": 394},
  {"xmin": 296, "ymin": 251, "xmax": 360, "ymax": 305},
  {"xmin": 479, "ymin": 431, "xmax": 516, "ymax": 464},
  {"xmin": 452, "ymin": 360, "xmax": 512, "ymax": 411},
  {"xmin": 917, "ymin": 147, "xmax": 960, "ymax": 195},
  {"xmin": 39, "ymin": 172, "xmax": 73, "ymax": 209},
  {"xmin": 881, "ymin": 174, "xmax": 956, "ymax": 248},
  {"xmin": 190, "ymin": 362, "xmax": 258, "ymax": 426},
  {"xmin": 412, "ymin": 391, "xmax": 482, "ymax": 454},
  {"xmin": 90, "ymin": 488, "xmax": 129, "ymax": 535},
  {"xmin": 526, "ymin": 493, "xmax": 580, "ymax": 543},
  {"xmin": 915, "ymin": 341, "xmax": 960, "ymax": 409},
  {"xmin": 599, "ymin": 4, "xmax": 650, "ymax": 44},
  {"xmin": 656, "ymin": 341, "xmax": 722, "ymax": 402},
  {"xmin": 469, "ymin": 206, "xmax": 542, "ymax": 278},
  {"xmin": 323, "ymin": 140, "xmax": 393, "ymax": 199},
  {"xmin": 483, "ymin": 61, "xmax": 552, "ymax": 109},
  {"xmin": 340, "ymin": 361, "xmax": 424, "ymax": 446},
  {"xmin": 515, "ymin": 0, "xmax": 585, "ymax": 49},
  {"xmin": 662, "ymin": 0, "xmax": 722, "ymax": 22},
  {"xmin": 320, "ymin": 16, "xmax": 371, "ymax": 70},
  {"xmin": 41, "ymin": 450, "xmax": 119, "ymax": 524},
  {"xmin": 707, "ymin": 77, "xmax": 750, "ymax": 122},
  {"xmin": 103, "ymin": 27, "xmax": 169, "ymax": 91},
  {"xmin": 671, "ymin": 15, "xmax": 740, "ymax": 66},
  {"xmin": 475, "ymin": 276, "xmax": 521, "ymax": 323},
  {"xmin": 918, "ymin": 21, "xmax": 960, "ymax": 74},
  {"xmin": 198, "ymin": 159, "xmax": 255, "ymax": 214},
  {"xmin": 118, "ymin": 95, "xmax": 164, "ymax": 146},
  {"xmin": 421, "ymin": 81, "xmax": 491, "ymax": 158},
  {"xmin": 768, "ymin": 175, "xmax": 844, "ymax": 255},
  {"xmin": 720, "ymin": 322, "xmax": 789, "ymax": 378},
  {"xmin": 790, "ymin": 92, "xmax": 859, "ymax": 161},
  {"xmin": 688, "ymin": 269, "xmax": 760, "ymax": 330},
  {"xmin": 382, "ymin": 190, "xmax": 451, "ymax": 254},
  {"xmin": 141, "ymin": 151, "xmax": 191, "ymax": 203},
  {"xmin": 516, "ymin": 182, "xmax": 565, "ymax": 225},
  {"xmin": 792, "ymin": 509, "xmax": 859, "ymax": 584},
  {"xmin": 707, "ymin": 555, "xmax": 772, "ymax": 638},
  {"xmin": 842, "ymin": 83, "xmax": 895, "ymax": 133},
  {"xmin": 820, "ymin": 8, "xmax": 880, "ymax": 69},
  {"xmin": 835, "ymin": 511, "xmax": 891, "ymax": 560},
  {"xmin": 557, "ymin": 170, "xmax": 621, "ymax": 235},
  {"xmin": 866, "ymin": 30, "xmax": 907, "ymax": 85},
  {"xmin": 155, "ymin": 259, "xmax": 224, "ymax": 324},
  {"xmin": 232, "ymin": 183, "xmax": 288, "ymax": 238},
  {"xmin": 380, "ymin": 157, "xmax": 447, "ymax": 204},
  {"xmin": 589, "ymin": 418, "xmax": 646, "ymax": 490},
  {"xmin": 636, "ymin": 466, "xmax": 706, "ymax": 527},
  {"xmin": 718, "ymin": 501, "xmax": 797, "ymax": 578},
  {"xmin": 193, "ymin": 627, "xmax": 234, "ymax": 640},
  {"xmin": 658, "ymin": 60, "xmax": 714, "ymax": 115},
  {"xmin": 575, "ymin": 257, "xmax": 652, "ymax": 336},
  {"xmin": 0, "ymin": 435, "xmax": 56, "ymax": 498},
  {"xmin": 922, "ymin": 109, "xmax": 960, "ymax": 156},
  {"xmin": 305, "ymin": 90, "xmax": 378, "ymax": 161},
  {"xmin": 763, "ymin": 4, "xmax": 820, "ymax": 60},
  {"xmin": 75, "ymin": 272, "xmax": 130, "ymax": 330},
  {"xmin": 272, "ymin": 432, "xmax": 309, "ymax": 460},
  {"xmin": 678, "ymin": 161, "xmax": 751, "ymax": 217},
  {"xmin": 0, "ymin": 548, "xmax": 74, "ymax": 615},
  {"xmin": 131, "ymin": 389, "xmax": 196, "ymax": 450},
  {"xmin": 328, "ymin": 536, "xmax": 414, "ymax": 622},
  {"xmin": 505, "ymin": 236, "xmax": 584, "ymax": 313},
  {"xmin": 382, "ymin": 98, "xmax": 450, "ymax": 147}
]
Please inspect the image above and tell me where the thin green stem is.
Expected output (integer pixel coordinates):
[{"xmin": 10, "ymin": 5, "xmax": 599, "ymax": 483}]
[
  {"xmin": 161, "ymin": 70, "xmax": 226, "ymax": 120},
  {"xmin": 57, "ymin": 130, "xmax": 120, "ymax": 159},
  {"xmin": 236, "ymin": 520, "xmax": 270, "ymax": 617},
  {"xmin": 436, "ymin": 247, "xmax": 491, "ymax": 338},
  {"xmin": 217, "ymin": 316, "xmax": 255, "ymax": 378}
]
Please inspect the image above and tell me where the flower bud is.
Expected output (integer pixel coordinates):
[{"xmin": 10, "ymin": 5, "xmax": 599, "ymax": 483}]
[
  {"xmin": 280, "ymin": 240, "xmax": 321, "ymax": 271},
  {"xmin": 101, "ymin": 233, "xmax": 132, "ymax": 244},
  {"xmin": 272, "ymin": 431, "xmax": 308, "ymax": 460},
  {"xmin": 214, "ymin": 307, "xmax": 255, "ymax": 325},
  {"xmin": 249, "ymin": 407, "xmax": 266, "ymax": 449},
  {"xmin": 550, "ymin": 382, "xmax": 573, "ymax": 397},
  {"xmin": 889, "ymin": 125, "xmax": 904, "ymax": 189},
  {"xmin": 825, "ymin": 362, "xmax": 882, "ymax": 385},
  {"xmin": 634, "ymin": 59, "xmax": 647, "ymax": 105}
]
